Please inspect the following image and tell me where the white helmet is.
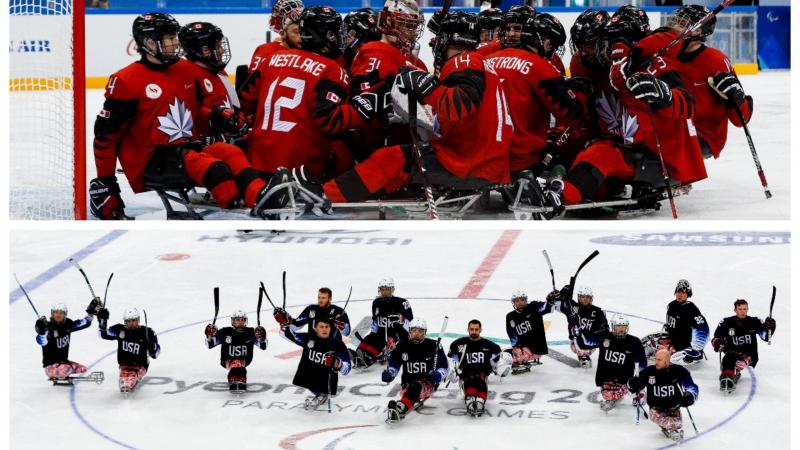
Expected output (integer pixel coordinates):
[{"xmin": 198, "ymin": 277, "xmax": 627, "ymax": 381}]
[
  {"xmin": 610, "ymin": 314, "xmax": 629, "ymax": 337},
  {"xmin": 408, "ymin": 317, "xmax": 427, "ymax": 342},
  {"xmin": 379, "ymin": 0, "xmax": 423, "ymax": 53},
  {"xmin": 577, "ymin": 286, "xmax": 593, "ymax": 304},
  {"xmin": 51, "ymin": 303, "xmax": 68, "ymax": 316},
  {"xmin": 378, "ymin": 278, "xmax": 395, "ymax": 295},
  {"xmin": 511, "ymin": 289, "xmax": 527, "ymax": 309},
  {"xmin": 123, "ymin": 307, "xmax": 140, "ymax": 321},
  {"xmin": 231, "ymin": 309, "xmax": 248, "ymax": 327}
]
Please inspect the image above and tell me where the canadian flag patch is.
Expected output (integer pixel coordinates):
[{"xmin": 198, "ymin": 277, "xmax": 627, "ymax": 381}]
[
  {"xmin": 98, "ymin": 109, "xmax": 110, "ymax": 119},
  {"xmin": 360, "ymin": 82, "xmax": 370, "ymax": 91},
  {"xmin": 326, "ymin": 92, "xmax": 341, "ymax": 103}
]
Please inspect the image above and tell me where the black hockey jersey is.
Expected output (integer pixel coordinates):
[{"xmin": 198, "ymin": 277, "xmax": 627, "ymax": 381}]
[
  {"xmin": 579, "ymin": 330, "xmax": 646, "ymax": 386},
  {"xmin": 630, "ymin": 364, "xmax": 698, "ymax": 410},
  {"xmin": 713, "ymin": 315, "xmax": 769, "ymax": 367},
  {"xmin": 99, "ymin": 323, "xmax": 160, "ymax": 368},
  {"xmin": 282, "ymin": 327, "xmax": 351, "ymax": 395},
  {"xmin": 369, "ymin": 296, "xmax": 413, "ymax": 341},
  {"xmin": 36, "ymin": 316, "xmax": 93, "ymax": 366},
  {"xmin": 293, "ymin": 304, "xmax": 351, "ymax": 340},
  {"xmin": 207, "ymin": 326, "xmax": 267, "ymax": 367},
  {"xmin": 664, "ymin": 300, "xmax": 709, "ymax": 351},
  {"xmin": 448, "ymin": 337, "xmax": 502, "ymax": 378},
  {"xmin": 388, "ymin": 338, "xmax": 448, "ymax": 386},
  {"xmin": 506, "ymin": 300, "xmax": 553, "ymax": 354}
]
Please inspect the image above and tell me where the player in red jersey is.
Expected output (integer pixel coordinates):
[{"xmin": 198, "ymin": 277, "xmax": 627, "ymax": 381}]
[
  {"xmin": 343, "ymin": 8, "xmax": 382, "ymax": 71},
  {"xmin": 243, "ymin": 6, "xmax": 367, "ymax": 178},
  {"xmin": 478, "ymin": 7, "xmax": 503, "ymax": 44},
  {"xmin": 539, "ymin": 6, "xmax": 705, "ymax": 209},
  {"xmin": 347, "ymin": 0, "xmax": 428, "ymax": 157},
  {"xmin": 90, "ymin": 13, "xmax": 273, "ymax": 220},
  {"xmin": 320, "ymin": 11, "xmax": 512, "ymax": 203},
  {"xmin": 486, "ymin": 8, "xmax": 588, "ymax": 175},
  {"xmin": 178, "ymin": 22, "xmax": 246, "ymax": 140},
  {"xmin": 666, "ymin": 5, "xmax": 753, "ymax": 159}
]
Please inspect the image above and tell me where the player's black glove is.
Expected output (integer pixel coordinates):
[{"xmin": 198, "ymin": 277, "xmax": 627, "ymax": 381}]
[
  {"xmin": 148, "ymin": 343, "xmax": 158, "ymax": 359},
  {"xmin": 86, "ymin": 297, "xmax": 101, "ymax": 316},
  {"xmin": 565, "ymin": 76, "xmax": 595, "ymax": 99},
  {"xmin": 205, "ymin": 324, "xmax": 218, "ymax": 338},
  {"xmin": 708, "ymin": 72, "xmax": 745, "ymax": 107},
  {"xmin": 711, "ymin": 337, "xmax": 724, "ymax": 352},
  {"xmin": 89, "ymin": 176, "xmax": 127, "ymax": 220},
  {"xmin": 255, "ymin": 326, "xmax": 267, "ymax": 342},
  {"xmin": 209, "ymin": 106, "xmax": 247, "ymax": 134},
  {"xmin": 764, "ymin": 317, "xmax": 776, "ymax": 334},
  {"xmin": 395, "ymin": 67, "xmax": 438, "ymax": 102},
  {"xmin": 427, "ymin": 9, "xmax": 446, "ymax": 34},
  {"xmin": 381, "ymin": 367, "xmax": 397, "ymax": 383},
  {"xmin": 626, "ymin": 73, "xmax": 672, "ymax": 110},
  {"xmin": 323, "ymin": 353, "xmax": 343, "ymax": 372},
  {"xmin": 351, "ymin": 91, "xmax": 383, "ymax": 120},
  {"xmin": 97, "ymin": 308, "xmax": 110, "ymax": 321},
  {"xmin": 427, "ymin": 369, "xmax": 444, "ymax": 384},
  {"xmin": 35, "ymin": 316, "xmax": 49, "ymax": 335},
  {"xmin": 680, "ymin": 391, "xmax": 695, "ymax": 407},
  {"xmin": 627, "ymin": 375, "xmax": 642, "ymax": 393},
  {"xmin": 334, "ymin": 316, "xmax": 346, "ymax": 331},
  {"xmin": 546, "ymin": 290, "xmax": 560, "ymax": 305}
]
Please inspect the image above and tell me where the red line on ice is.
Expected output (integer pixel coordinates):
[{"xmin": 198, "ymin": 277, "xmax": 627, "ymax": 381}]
[
  {"xmin": 279, "ymin": 424, "xmax": 376, "ymax": 449},
  {"xmin": 458, "ymin": 230, "xmax": 521, "ymax": 299}
]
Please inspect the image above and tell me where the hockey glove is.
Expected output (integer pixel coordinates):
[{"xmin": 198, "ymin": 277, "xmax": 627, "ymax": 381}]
[
  {"xmin": 427, "ymin": 369, "xmax": 444, "ymax": 385},
  {"xmin": 546, "ymin": 290, "xmax": 560, "ymax": 305},
  {"xmin": 427, "ymin": 9, "xmax": 446, "ymax": 34},
  {"xmin": 97, "ymin": 308, "xmax": 110, "ymax": 321},
  {"xmin": 254, "ymin": 326, "xmax": 267, "ymax": 342},
  {"xmin": 35, "ymin": 316, "xmax": 49, "ymax": 335},
  {"xmin": 381, "ymin": 367, "xmax": 397, "ymax": 383},
  {"xmin": 148, "ymin": 345, "xmax": 158, "ymax": 359},
  {"xmin": 209, "ymin": 107, "xmax": 247, "ymax": 134},
  {"xmin": 351, "ymin": 91, "xmax": 382, "ymax": 120},
  {"xmin": 89, "ymin": 176, "xmax": 127, "ymax": 220},
  {"xmin": 708, "ymin": 72, "xmax": 745, "ymax": 107},
  {"xmin": 565, "ymin": 76, "xmax": 595, "ymax": 99},
  {"xmin": 205, "ymin": 324, "xmax": 218, "ymax": 338},
  {"xmin": 680, "ymin": 391, "xmax": 695, "ymax": 407},
  {"xmin": 395, "ymin": 67, "xmax": 438, "ymax": 102},
  {"xmin": 608, "ymin": 43, "xmax": 631, "ymax": 92},
  {"xmin": 323, "ymin": 353, "xmax": 343, "ymax": 372},
  {"xmin": 627, "ymin": 376, "xmax": 642, "ymax": 393},
  {"xmin": 86, "ymin": 297, "xmax": 102, "ymax": 316},
  {"xmin": 711, "ymin": 337, "xmax": 724, "ymax": 352},
  {"xmin": 626, "ymin": 73, "xmax": 673, "ymax": 110},
  {"xmin": 764, "ymin": 317, "xmax": 776, "ymax": 334},
  {"xmin": 334, "ymin": 318, "xmax": 347, "ymax": 331},
  {"xmin": 273, "ymin": 308, "xmax": 292, "ymax": 326}
]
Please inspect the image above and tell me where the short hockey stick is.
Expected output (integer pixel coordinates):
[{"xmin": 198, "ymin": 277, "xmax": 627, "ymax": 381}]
[
  {"xmin": 733, "ymin": 104, "xmax": 771, "ymax": 199},
  {"xmin": 13, "ymin": 274, "xmax": 41, "ymax": 317},
  {"xmin": 282, "ymin": 271, "xmax": 287, "ymax": 310},
  {"xmin": 408, "ymin": 91, "xmax": 438, "ymax": 220},
  {"xmin": 542, "ymin": 249, "xmax": 556, "ymax": 292},
  {"xmin": 432, "ymin": 316, "xmax": 449, "ymax": 376},
  {"xmin": 767, "ymin": 285, "xmax": 776, "ymax": 344},
  {"xmin": 102, "ymin": 273, "xmax": 114, "ymax": 308},
  {"xmin": 445, "ymin": 343, "xmax": 467, "ymax": 389},
  {"xmin": 259, "ymin": 282, "xmax": 277, "ymax": 309},
  {"xmin": 69, "ymin": 258, "xmax": 98, "ymax": 299},
  {"xmin": 257, "ymin": 285, "xmax": 263, "ymax": 326},
  {"xmin": 212, "ymin": 287, "xmax": 220, "ymax": 326}
]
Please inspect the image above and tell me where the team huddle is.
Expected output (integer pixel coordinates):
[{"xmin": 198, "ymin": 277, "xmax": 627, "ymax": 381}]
[
  {"xmin": 88, "ymin": 1, "xmax": 753, "ymax": 220},
  {"xmin": 35, "ymin": 276, "xmax": 776, "ymax": 442}
]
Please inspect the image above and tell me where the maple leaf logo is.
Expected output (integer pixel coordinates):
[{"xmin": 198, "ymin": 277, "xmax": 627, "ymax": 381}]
[
  {"xmin": 157, "ymin": 97, "xmax": 194, "ymax": 142},
  {"xmin": 596, "ymin": 90, "xmax": 639, "ymax": 145}
]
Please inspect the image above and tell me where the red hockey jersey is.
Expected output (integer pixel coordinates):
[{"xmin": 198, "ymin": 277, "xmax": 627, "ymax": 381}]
[
  {"xmin": 180, "ymin": 61, "xmax": 239, "ymax": 137},
  {"xmin": 424, "ymin": 51, "xmax": 511, "ymax": 184},
  {"xmin": 245, "ymin": 49, "xmax": 366, "ymax": 175}
]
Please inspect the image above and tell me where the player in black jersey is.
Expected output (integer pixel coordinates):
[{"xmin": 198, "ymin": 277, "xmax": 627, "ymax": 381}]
[
  {"xmin": 350, "ymin": 278, "xmax": 413, "ymax": 369},
  {"xmin": 277, "ymin": 287, "xmax": 351, "ymax": 340},
  {"xmin": 281, "ymin": 317, "xmax": 351, "ymax": 410},
  {"xmin": 506, "ymin": 289, "xmax": 554, "ymax": 373},
  {"xmin": 642, "ymin": 279, "xmax": 709, "ymax": 365},
  {"xmin": 628, "ymin": 349, "xmax": 699, "ymax": 442},
  {"xmin": 447, "ymin": 319, "xmax": 511, "ymax": 416},
  {"xmin": 35, "ymin": 301, "xmax": 97, "ymax": 383},
  {"xmin": 577, "ymin": 314, "xmax": 646, "ymax": 412},
  {"xmin": 205, "ymin": 309, "xmax": 267, "ymax": 393},
  {"xmin": 382, "ymin": 318, "xmax": 448, "ymax": 423},
  {"xmin": 558, "ymin": 285, "xmax": 609, "ymax": 368},
  {"xmin": 712, "ymin": 299, "xmax": 776, "ymax": 394},
  {"xmin": 98, "ymin": 306, "xmax": 160, "ymax": 394}
]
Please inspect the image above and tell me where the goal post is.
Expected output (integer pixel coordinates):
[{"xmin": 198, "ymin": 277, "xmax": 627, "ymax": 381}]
[{"xmin": 10, "ymin": 0, "xmax": 86, "ymax": 220}]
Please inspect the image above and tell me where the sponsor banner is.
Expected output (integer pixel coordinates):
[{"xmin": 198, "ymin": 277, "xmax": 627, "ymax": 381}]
[{"xmin": 590, "ymin": 231, "xmax": 790, "ymax": 247}]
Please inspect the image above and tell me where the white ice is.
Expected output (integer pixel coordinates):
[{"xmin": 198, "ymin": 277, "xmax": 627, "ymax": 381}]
[
  {"xmin": 9, "ymin": 230, "xmax": 790, "ymax": 449},
  {"xmin": 81, "ymin": 71, "xmax": 790, "ymax": 220}
]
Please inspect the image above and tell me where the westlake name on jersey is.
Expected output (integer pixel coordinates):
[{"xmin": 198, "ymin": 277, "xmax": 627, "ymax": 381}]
[{"xmin": 207, "ymin": 326, "xmax": 265, "ymax": 366}]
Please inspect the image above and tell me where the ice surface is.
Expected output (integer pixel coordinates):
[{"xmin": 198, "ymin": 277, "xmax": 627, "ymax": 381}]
[
  {"xmin": 80, "ymin": 71, "xmax": 790, "ymax": 220},
  {"xmin": 9, "ymin": 230, "xmax": 790, "ymax": 449}
]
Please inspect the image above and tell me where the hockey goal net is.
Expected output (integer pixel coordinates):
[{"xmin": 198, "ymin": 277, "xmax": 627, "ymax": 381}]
[{"xmin": 10, "ymin": 0, "xmax": 86, "ymax": 219}]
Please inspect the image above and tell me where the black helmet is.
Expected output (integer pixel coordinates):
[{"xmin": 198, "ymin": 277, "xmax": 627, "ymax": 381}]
[
  {"xmin": 604, "ymin": 5, "xmax": 650, "ymax": 47},
  {"xmin": 570, "ymin": 9, "xmax": 609, "ymax": 52},
  {"xmin": 523, "ymin": 13, "xmax": 566, "ymax": 58},
  {"xmin": 501, "ymin": 4, "xmax": 535, "ymax": 48},
  {"xmin": 667, "ymin": 4, "xmax": 715, "ymax": 42},
  {"xmin": 431, "ymin": 11, "xmax": 479, "ymax": 69},
  {"xmin": 132, "ymin": 12, "xmax": 182, "ymax": 65},
  {"xmin": 675, "ymin": 279, "xmax": 693, "ymax": 298},
  {"xmin": 478, "ymin": 7, "xmax": 504, "ymax": 41},
  {"xmin": 299, "ymin": 6, "xmax": 344, "ymax": 59},
  {"xmin": 344, "ymin": 8, "xmax": 381, "ymax": 43},
  {"xmin": 179, "ymin": 22, "xmax": 231, "ymax": 71}
]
